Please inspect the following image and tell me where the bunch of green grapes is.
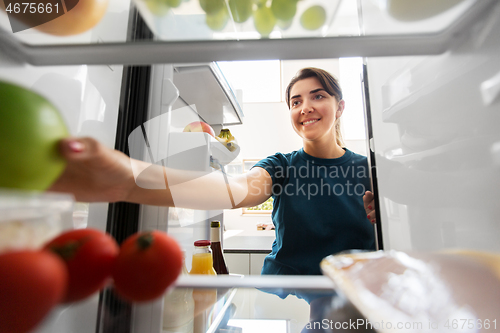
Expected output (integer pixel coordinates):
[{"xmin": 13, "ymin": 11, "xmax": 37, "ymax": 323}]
[
  {"xmin": 199, "ymin": 0, "xmax": 226, "ymax": 14},
  {"xmin": 144, "ymin": 0, "xmax": 183, "ymax": 16},
  {"xmin": 253, "ymin": 2, "xmax": 276, "ymax": 37},
  {"xmin": 198, "ymin": 0, "xmax": 327, "ymax": 37},
  {"xmin": 206, "ymin": 5, "xmax": 230, "ymax": 31},
  {"xmin": 270, "ymin": 0, "xmax": 296, "ymax": 21},
  {"xmin": 229, "ymin": 0, "xmax": 253, "ymax": 23}
]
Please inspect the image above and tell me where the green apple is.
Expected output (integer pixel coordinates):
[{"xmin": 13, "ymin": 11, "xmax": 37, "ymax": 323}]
[{"xmin": 0, "ymin": 81, "xmax": 69, "ymax": 191}]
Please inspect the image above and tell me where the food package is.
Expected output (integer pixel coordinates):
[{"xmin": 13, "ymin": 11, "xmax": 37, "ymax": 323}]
[
  {"xmin": 0, "ymin": 190, "xmax": 74, "ymax": 253},
  {"xmin": 321, "ymin": 249, "xmax": 500, "ymax": 333}
]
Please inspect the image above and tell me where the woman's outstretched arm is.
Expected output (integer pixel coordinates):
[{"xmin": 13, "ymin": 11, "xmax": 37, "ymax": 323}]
[{"xmin": 49, "ymin": 137, "xmax": 272, "ymax": 210}]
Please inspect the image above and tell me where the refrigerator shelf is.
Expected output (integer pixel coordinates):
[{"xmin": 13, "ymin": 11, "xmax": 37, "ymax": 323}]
[
  {"xmin": 173, "ymin": 274, "xmax": 336, "ymax": 290},
  {"xmin": 0, "ymin": 0, "xmax": 496, "ymax": 66},
  {"xmin": 160, "ymin": 275, "xmax": 342, "ymax": 333}
]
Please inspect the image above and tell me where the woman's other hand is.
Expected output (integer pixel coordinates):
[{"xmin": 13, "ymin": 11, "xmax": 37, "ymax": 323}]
[
  {"xmin": 48, "ymin": 137, "xmax": 134, "ymax": 203},
  {"xmin": 363, "ymin": 191, "xmax": 376, "ymax": 224}
]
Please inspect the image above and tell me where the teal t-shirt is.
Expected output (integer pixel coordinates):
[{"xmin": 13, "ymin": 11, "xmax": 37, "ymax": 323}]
[{"xmin": 253, "ymin": 148, "xmax": 376, "ymax": 276}]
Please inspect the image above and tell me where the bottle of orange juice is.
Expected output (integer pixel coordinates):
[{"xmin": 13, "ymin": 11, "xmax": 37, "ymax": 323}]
[
  {"xmin": 189, "ymin": 240, "xmax": 217, "ymax": 324},
  {"xmin": 189, "ymin": 240, "xmax": 217, "ymax": 275}
]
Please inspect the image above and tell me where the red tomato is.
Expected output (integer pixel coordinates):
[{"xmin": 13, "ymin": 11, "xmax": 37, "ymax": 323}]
[
  {"xmin": 0, "ymin": 250, "xmax": 68, "ymax": 333},
  {"xmin": 112, "ymin": 231, "xmax": 183, "ymax": 302},
  {"xmin": 44, "ymin": 228, "xmax": 119, "ymax": 303}
]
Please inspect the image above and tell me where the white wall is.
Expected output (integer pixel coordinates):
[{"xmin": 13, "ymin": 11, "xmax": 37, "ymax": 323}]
[{"xmin": 230, "ymin": 102, "xmax": 303, "ymax": 160}]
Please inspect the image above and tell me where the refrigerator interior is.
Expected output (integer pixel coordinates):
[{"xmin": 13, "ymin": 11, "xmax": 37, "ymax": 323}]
[{"xmin": 1, "ymin": 0, "xmax": 500, "ymax": 332}]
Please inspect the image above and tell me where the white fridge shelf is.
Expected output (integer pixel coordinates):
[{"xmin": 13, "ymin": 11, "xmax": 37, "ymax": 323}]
[{"xmin": 0, "ymin": 0, "xmax": 496, "ymax": 66}]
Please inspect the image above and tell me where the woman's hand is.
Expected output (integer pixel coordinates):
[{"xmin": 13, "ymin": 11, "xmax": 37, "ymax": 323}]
[
  {"xmin": 48, "ymin": 137, "xmax": 134, "ymax": 203},
  {"xmin": 363, "ymin": 191, "xmax": 377, "ymax": 224}
]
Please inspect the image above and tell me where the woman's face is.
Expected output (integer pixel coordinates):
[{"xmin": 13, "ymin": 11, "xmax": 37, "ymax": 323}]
[{"xmin": 289, "ymin": 77, "xmax": 344, "ymax": 143}]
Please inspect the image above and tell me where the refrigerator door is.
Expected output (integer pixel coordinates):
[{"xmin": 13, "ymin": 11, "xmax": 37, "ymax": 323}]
[
  {"xmin": 363, "ymin": 0, "xmax": 500, "ymax": 251},
  {"xmin": 123, "ymin": 60, "xmax": 243, "ymax": 332}
]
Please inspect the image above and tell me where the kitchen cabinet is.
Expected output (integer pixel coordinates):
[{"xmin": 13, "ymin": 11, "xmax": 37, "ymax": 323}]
[
  {"xmin": 250, "ymin": 254, "xmax": 268, "ymax": 276},
  {"xmin": 224, "ymin": 253, "xmax": 250, "ymax": 275},
  {"xmin": 223, "ymin": 235, "xmax": 274, "ymax": 275},
  {"xmin": 224, "ymin": 253, "xmax": 268, "ymax": 276}
]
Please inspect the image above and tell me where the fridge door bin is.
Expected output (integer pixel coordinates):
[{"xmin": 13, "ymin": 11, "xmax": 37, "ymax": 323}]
[
  {"xmin": 166, "ymin": 132, "xmax": 240, "ymax": 171},
  {"xmin": 167, "ymin": 132, "xmax": 212, "ymax": 172}
]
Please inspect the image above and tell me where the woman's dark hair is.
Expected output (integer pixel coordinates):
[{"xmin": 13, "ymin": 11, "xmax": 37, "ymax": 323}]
[{"xmin": 285, "ymin": 67, "xmax": 344, "ymax": 147}]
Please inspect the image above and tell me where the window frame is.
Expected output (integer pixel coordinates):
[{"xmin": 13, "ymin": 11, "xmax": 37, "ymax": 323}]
[{"xmin": 241, "ymin": 159, "xmax": 273, "ymax": 215}]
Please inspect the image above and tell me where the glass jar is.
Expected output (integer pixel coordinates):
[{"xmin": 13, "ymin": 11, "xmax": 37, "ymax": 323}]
[{"xmin": 189, "ymin": 240, "xmax": 217, "ymax": 275}]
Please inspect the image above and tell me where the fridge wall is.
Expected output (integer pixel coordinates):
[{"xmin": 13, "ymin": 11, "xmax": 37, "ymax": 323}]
[
  {"xmin": 364, "ymin": 1, "xmax": 500, "ymax": 251},
  {"xmin": 0, "ymin": 0, "xmax": 132, "ymax": 229},
  {"xmin": 0, "ymin": 2, "xmax": 131, "ymax": 333}
]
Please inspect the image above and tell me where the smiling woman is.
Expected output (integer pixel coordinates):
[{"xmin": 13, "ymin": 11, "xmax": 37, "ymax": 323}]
[
  {"xmin": 48, "ymin": 65, "xmax": 376, "ymax": 294},
  {"xmin": 287, "ymin": 73, "xmax": 345, "ymax": 156},
  {"xmin": 246, "ymin": 67, "xmax": 376, "ymax": 286}
]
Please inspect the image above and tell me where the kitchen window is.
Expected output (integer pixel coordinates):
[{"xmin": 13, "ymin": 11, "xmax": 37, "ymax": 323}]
[
  {"xmin": 217, "ymin": 60, "xmax": 282, "ymax": 103},
  {"xmin": 241, "ymin": 159, "xmax": 273, "ymax": 215}
]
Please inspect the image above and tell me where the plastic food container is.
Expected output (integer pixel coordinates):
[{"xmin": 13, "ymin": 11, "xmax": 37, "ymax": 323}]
[
  {"xmin": 321, "ymin": 250, "xmax": 500, "ymax": 333},
  {"xmin": 0, "ymin": 189, "xmax": 74, "ymax": 253},
  {"xmin": 132, "ymin": 0, "xmax": 341, "ymax": 41}
]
